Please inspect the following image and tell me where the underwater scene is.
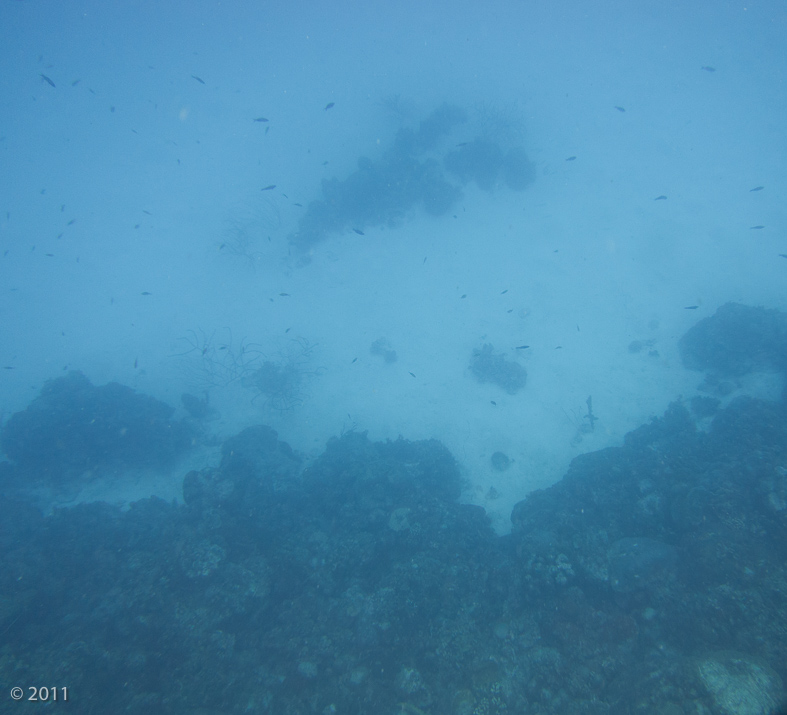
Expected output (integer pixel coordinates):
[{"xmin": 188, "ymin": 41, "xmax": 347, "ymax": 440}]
[{"xmin": 1, "ymin": 1, "xmax": 786, "ymax": 713}]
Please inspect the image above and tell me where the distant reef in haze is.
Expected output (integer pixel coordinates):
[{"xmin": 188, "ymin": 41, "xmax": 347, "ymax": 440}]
[{"xmin": 288, "ymin": 103, "xmax": 536, "ymax": 254}]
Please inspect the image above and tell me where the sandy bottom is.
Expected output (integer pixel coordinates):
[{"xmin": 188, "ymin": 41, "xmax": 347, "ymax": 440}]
[{"xmin": 35, "ymin": 185, "xmax": 785, "ymax": 534}]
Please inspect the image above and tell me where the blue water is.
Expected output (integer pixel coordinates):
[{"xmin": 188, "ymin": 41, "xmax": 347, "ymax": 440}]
[{"xmin": 1, "ymin": 1, "xmax": 787, "ymax": 712}]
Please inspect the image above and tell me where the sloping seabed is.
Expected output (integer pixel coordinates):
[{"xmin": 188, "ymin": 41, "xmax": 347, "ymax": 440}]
[
  {"xmin": 1, "ymin": 304, "xmax": 787, "ymax": 713},
  {"xmin": 1, "ymin": 399, "xmax": 786, "ymax": 713}
]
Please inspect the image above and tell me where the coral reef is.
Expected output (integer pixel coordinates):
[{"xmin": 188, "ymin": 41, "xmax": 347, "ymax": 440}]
[
  {"xmin": 240, "ymin": 338, "xmax": 320, "ymax": 411},
  {"xmin": 288, "ymin": 103, "xmax": 535, "ymax": 253},
  {"xmin": 174, "ymin": 330, "xmax": 319, "ymax": 412},
  {"xmin": 370, "ymin": 337, "xmax": 398, "ymax": 363},
  {"xmin": 1, "ymin": 394, "xmax": 787, "ymax": 712},
  {"xmin": 0, "ymin": 371, "xmax": 194, "ymax": 482},
  {"xmin": 679, "ymin": 302, "xmax": 787, "ymax": 377},
  {"xmin": 444, "ymin": 140, "xmax": 534, "ymax": 192},
  {"xmin": 2, "ymin": 395, "xmax": 787, "ymax": 712},
  {"xmin": 470, "ymin": 343, "xmax": 527, "ymax": 394},
  {"xmin": 5, "ymin": 308, "xmax": 787, "ymax": 712},
  {"xmin": 490, "ymin": 451, "xmax": 512, "ymax": 471}
]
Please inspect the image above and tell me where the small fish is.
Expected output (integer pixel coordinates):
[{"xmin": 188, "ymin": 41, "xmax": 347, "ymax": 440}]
[
  {"xmin": 71, "ymin": 79, "xmax": 80, "ymax": 86},
  {"xmin": 460, "ymin": 294, "xmax": 467, "ymax": 299},
  {"xmin": 490, "ymin": 400, "xmax": 497, "ymax": 406},
  {"xmin": 141, "ymin": 291, "xmax": 152, "ymax": 295},
  {"xmin": 555, "ymin": 345, "xmax": 563, "ymax": 349},
  {"xmin": 40, "ymin": 73, "xmax": 56, "ymax": 88},
  {"xmin": 455, "ymin": 142, "xmax": 468, "ymax": 147},
  {"xmin": 324, "ymin": 102, "xmax": 335, "ymax": 110},
  {"xmin": 3, "ymin": 366, "xmax": 14, "ymax": 370},
  {"xmin": 500, "ymin": 289, "xmax": 508, "ymax": 294},
  {"xmin": 614, "ymin": 106, "xmax": 626, "ymax": 112},
  {"xmin": 701, "ymin": 66, "xmax": 716, "ymax": 72},
  {"xmin": 352, "ymin": 228, "xmax": 365, "ymax": 236},
  {"xmin": 293, "ymin": 202, "xmax": 303, "ymax": 207},
  {"xmin": 750, "ymin": 186, "xmax": 764, "ymax": 192},
  {"xmin": 565, "ymin": 156, "xmax": 576, "ymax": 161},
  {"xmin": 261, "ymin": 184, "xmax": 276, "ymax": 191},
  {"xmin": 142, "ymin": 210, "xmax": 152, "ymax": 215},
  {"xmin": 750, "ymin": 225, "xmax": 765, "ymax": 230},
  {"xmin": 279, "ymin": 292, "xmax": 290, "ymax": 297},
  {"xmin": 285, "ymin": 328, "xmax": 291, "ymax": 333},
  {"xmin": 423, "ymin": 257, "xmax": 427, "ymax": 264},
  {"xmin": 684, "ymin": 305, "xmax": 699, "ymax": 310},
  {"xmin": 507, "ymin": 309, "xmax": 513, "ymax": 314},
  {"xmin": 408, "ymin": 371, "xmax": 416, "ymax": 378},
  {"xmin": 515, "ymin": 345, "xmax": 530, "ymax": 350},
  {"xmin": 134, "ymin": 357, "xmax": 138, "ymax": 369},
  {"xmin": 253, "ymin": 117, "xmax": 269, "ymax": 122},
  {"xmin": 351, "ymin": 357, "xmax": 357, "ymax": 364},
  {"xmin": 654, "ymin": 195, "xmax": 667, "ymax": 201},
  {"xmin": 45, "ymin": 253, "xmax": 54, "ymax": 257},
  {"xmin": 191, "ymin": 75, "xmax": 205, "ymax": 84},
  {"xmin": 67, "ymin": 218, "xmax": 76, "ymax": 226},
  {"xmin": 778, "ymin": 254, "xmax": 787, "ymax": 259},
  {"xmin": 134, "ymin": 224, "xmax": 140, "ymax": 229}
]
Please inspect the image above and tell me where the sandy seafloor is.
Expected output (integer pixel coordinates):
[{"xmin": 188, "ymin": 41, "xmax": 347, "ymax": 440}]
[
  {"xmin": 10, "ymin": 169, "xmax": 786, "ymax": 533},
  {"xmin": 1, "ymin": 1, "xmax": 785, "ymax": 532}
]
